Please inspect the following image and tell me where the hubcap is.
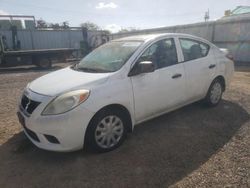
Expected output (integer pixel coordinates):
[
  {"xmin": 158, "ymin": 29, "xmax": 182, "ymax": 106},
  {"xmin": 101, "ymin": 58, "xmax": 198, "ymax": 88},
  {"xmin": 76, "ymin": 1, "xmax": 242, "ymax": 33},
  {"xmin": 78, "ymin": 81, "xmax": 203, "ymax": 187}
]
[
  {"xmin": 95, "ymin": 115, "xmax": 124, "ymax": 149},
  {"xmin": 210, "ymin": 82, "xmax": 222, "ymax": 104}
]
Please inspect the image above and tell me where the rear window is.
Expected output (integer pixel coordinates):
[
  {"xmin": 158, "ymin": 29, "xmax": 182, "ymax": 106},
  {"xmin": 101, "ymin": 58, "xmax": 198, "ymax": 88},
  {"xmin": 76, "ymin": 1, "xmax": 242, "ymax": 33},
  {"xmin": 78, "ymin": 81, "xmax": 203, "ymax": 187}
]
[{"xmin": 179, "ymin": 38, "xmax": 210, "ymax": 61}]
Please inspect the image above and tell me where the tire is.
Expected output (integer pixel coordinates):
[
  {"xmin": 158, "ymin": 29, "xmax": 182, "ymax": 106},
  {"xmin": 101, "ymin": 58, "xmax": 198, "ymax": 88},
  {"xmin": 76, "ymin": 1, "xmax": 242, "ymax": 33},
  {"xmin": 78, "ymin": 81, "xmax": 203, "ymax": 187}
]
[
  {"xmin": 85, "ymin": 109, "xmax": 128, "ymax": 153},
  {"xmin": 36, "ymin": 58, "xmax": 52, "ymax": 69},
  {"xmin": 205, "ymin": 79, "xmax": 223, "ymax": 107}
]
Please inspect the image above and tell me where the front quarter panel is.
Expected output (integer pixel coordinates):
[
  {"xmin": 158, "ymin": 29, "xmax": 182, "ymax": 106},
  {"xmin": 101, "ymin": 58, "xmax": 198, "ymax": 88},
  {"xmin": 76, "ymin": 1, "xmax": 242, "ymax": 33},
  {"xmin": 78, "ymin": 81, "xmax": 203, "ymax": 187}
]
[{"xmin": 81, "ymin": 71, "xmax": 135, "ymax": 126}]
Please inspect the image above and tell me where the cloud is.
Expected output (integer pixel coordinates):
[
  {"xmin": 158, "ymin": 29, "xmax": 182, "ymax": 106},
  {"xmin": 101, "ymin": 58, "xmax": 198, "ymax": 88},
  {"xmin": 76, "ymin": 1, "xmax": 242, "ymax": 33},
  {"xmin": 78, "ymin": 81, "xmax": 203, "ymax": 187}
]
[
  {"xmin": 0, "ymin": 10, "xmax": 9, "ymax": 15},
  {"xmin": 104, "ymin": 24, "xmax": 121, "ymax": 33},
  {"xmin": 96, "ymin": 2, "xmax": 118, "ymax": 9}
]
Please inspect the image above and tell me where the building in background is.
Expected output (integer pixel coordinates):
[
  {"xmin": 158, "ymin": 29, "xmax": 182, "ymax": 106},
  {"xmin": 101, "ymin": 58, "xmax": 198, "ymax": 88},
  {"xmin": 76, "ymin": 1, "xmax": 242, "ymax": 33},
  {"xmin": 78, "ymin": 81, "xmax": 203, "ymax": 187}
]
[
  {"xmin": 222, "ymin": 6, "xmax": 250, "ymax": 19},
  {"xmin": 0, "ymin": 15, "xmax": 36, "ymax": 30}
]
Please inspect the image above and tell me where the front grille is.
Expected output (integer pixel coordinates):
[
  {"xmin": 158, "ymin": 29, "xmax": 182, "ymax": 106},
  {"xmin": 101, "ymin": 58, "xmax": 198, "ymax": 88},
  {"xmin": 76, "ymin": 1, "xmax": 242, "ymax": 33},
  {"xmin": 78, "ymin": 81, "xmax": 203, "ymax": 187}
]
[{"xmin": 21, "ymin": 95, "xmax": 41, "ymax": 115}]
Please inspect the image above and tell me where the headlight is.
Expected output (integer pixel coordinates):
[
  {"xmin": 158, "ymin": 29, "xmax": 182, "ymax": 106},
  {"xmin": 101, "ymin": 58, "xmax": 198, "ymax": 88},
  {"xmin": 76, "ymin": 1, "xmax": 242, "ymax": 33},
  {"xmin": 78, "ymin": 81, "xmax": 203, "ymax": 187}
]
[{"xmin": 42, "ymin": 90, "xmax": 90, "ymax": 115}]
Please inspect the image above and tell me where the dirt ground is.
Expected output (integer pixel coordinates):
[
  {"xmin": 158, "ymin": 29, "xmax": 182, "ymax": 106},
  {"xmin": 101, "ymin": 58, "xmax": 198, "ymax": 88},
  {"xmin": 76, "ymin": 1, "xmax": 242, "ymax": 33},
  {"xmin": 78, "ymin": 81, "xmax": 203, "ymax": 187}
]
[{"xmin": 0, "ymin": 64, "xmax": 249, "ymax": 188}]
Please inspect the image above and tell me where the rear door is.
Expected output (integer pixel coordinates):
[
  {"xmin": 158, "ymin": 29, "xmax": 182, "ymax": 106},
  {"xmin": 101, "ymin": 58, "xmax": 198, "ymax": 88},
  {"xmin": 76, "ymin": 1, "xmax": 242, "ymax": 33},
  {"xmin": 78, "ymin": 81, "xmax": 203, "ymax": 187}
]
[{"xmin": 178, "ymin": 38, "xmax": 216, "ymax": 101}]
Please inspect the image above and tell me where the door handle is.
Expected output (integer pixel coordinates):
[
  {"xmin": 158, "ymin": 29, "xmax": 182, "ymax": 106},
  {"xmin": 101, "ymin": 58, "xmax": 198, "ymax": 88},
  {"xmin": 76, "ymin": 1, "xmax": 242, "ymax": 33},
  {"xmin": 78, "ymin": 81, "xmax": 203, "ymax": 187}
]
[
  {"xmin": 209, "ymin": 64, "xmax": 216, "ymax": 69},
  {"xmin": 172, "ymin": 73, "xmax": 182, "ymax": 79}
]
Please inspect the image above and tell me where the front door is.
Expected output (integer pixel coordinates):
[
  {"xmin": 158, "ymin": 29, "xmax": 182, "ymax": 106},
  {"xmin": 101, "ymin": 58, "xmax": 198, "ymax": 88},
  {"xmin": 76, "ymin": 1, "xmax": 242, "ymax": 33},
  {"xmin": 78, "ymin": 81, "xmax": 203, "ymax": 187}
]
[{"xmin": 130, "ymin": 38, "xmax": 186, "ymax": 122}]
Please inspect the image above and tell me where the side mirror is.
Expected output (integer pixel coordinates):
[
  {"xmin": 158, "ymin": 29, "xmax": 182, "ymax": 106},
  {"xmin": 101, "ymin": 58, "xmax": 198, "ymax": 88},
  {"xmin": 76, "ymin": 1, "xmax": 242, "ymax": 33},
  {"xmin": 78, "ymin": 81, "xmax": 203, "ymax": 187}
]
[
  {"xmin": 138, "ymin": 61, "xmax": 155, "ymax": 74},
  {"xmin": 128, "ymin": 61, "xmax": 155, "ymax": 77}
]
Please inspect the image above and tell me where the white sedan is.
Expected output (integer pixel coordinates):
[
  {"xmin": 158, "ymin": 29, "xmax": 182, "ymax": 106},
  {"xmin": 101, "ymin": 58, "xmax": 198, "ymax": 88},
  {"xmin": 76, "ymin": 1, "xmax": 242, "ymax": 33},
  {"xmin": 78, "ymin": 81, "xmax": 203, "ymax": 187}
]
[{"xmin": 17, "ymin": 33, "xmax": 234, "ymax": 152}]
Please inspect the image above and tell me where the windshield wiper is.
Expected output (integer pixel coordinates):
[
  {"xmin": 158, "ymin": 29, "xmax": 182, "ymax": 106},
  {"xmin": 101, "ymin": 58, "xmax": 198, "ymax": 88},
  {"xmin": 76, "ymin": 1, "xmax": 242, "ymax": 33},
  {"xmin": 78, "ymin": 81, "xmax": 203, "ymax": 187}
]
[
  {"xmin": 71, "ymin": 63, "xmax": 79, "ymax": 70},
  {"xmin": 77, "ymin": 67, "xmax": 101, "ymax": 72},
  {"xmin": 71, "ymin": 63, "xmax": 113, "ymax": 73},
  {"xmin": 73, "ymin": 66, "xmax": 111, "ymax": 73}
]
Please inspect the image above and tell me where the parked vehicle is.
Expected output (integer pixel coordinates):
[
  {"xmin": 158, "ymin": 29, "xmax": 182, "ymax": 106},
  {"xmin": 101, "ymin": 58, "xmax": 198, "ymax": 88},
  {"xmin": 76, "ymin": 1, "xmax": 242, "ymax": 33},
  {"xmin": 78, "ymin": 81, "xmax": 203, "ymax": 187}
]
[
  {"xmin": 17, "ymin": 33, "xmax": 234, "ymax": 152},
  {"xmin": 0, "ymin": 35, "xmax": 76, "ymax": 69}
]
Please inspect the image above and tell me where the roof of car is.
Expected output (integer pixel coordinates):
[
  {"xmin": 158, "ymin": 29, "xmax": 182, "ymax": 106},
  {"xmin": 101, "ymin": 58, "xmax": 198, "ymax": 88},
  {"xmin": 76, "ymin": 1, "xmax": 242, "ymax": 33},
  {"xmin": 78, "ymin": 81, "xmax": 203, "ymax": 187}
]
[{"xmin": 113, "ymin": 33, "xmax": 196, "ymax": 42}]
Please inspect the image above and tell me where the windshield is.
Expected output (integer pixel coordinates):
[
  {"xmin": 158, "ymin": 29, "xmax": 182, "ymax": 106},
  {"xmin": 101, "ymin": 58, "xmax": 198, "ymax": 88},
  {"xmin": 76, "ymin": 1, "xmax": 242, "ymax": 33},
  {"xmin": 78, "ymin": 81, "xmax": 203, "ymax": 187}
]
[{"xmin": 74, "ymin": 41, "xmax": 142, "ymax": 73}]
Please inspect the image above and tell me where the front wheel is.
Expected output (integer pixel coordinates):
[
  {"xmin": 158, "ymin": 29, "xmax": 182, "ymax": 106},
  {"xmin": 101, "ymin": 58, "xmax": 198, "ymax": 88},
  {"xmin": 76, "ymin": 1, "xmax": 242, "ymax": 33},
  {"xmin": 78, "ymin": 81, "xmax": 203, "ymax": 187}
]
[
  {"xmin": 85, "ymin": 109, "xmax": 128, "ymax": 153},
  {"xmin": 205, "ymin": 79, "xmax": 223, "ymax": 106}
]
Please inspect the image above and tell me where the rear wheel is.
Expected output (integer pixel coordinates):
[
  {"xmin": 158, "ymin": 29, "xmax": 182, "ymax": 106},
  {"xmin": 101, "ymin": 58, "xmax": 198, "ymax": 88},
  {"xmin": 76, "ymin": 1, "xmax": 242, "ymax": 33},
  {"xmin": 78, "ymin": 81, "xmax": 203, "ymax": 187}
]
[
  {"xmin": 205, "ymin": 79, "xmax": 223, "ymax": 106},
  {"xmin": 85, "ymin": 109, "xmax": 128, "ymax": 153},
  {"xmin": 35, "ymin": 58, "xmax": 52, "ymax": 69}
]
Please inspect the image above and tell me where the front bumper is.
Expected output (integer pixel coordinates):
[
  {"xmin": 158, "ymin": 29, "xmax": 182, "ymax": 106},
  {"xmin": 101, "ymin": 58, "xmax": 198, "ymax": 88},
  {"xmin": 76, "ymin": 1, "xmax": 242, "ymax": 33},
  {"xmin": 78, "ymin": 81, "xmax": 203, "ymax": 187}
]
[{"xmin": 18, "ymin": 89, "xmax": 95, "ymax": 152}]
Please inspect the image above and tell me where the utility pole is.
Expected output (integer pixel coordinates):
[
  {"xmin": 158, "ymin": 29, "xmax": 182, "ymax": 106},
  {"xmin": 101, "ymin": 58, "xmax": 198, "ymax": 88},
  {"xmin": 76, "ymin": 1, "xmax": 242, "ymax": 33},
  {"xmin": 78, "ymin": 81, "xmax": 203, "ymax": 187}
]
[{"xmin": 204, "ymin": 9, "xmax": 210, "ymax": 22}]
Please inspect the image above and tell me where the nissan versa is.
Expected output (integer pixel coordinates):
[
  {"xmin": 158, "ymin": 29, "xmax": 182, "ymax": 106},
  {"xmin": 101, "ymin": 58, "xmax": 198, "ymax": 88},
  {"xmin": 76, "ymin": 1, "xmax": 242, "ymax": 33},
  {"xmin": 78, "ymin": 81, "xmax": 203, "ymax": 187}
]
[{"xmin": 17, "ymin": 33, "xmax": 234, "ymax": 152}]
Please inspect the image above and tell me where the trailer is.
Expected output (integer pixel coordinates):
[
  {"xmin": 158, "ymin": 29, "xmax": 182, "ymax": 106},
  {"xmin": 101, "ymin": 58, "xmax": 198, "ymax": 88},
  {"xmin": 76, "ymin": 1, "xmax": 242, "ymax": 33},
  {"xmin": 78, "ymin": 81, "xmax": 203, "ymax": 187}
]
[
  {"xmin": 0, "ymin": 15, "xmax": 109, "ymax": 69},
  {"xmin": 0, "ymin": 35, "xmax": 77, "ymax": 69}
]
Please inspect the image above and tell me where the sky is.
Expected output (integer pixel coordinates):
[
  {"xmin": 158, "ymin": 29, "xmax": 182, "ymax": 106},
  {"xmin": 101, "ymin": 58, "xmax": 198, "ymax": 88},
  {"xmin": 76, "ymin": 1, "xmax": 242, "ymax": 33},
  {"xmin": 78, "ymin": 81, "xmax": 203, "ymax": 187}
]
[{"xmin": 0, "ymin": 0, "xmax": 249, "ymax": 32}]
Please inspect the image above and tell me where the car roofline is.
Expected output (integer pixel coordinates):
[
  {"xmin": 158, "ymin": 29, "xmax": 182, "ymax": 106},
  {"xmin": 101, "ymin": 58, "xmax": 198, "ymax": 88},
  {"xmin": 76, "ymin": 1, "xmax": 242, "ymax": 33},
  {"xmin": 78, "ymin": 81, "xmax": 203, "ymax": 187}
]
[{"xmin": 111, "ymin": 33, "xmax": 212, "ymax": 44}]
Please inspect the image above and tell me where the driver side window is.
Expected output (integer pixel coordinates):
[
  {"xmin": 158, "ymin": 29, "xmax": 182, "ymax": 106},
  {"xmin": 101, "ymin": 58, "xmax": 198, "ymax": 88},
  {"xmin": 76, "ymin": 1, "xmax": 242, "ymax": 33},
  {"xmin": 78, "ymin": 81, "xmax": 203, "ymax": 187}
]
[
  {"xmin": 138, "ymin": 43, "xmax": 158, "ymax": 62},
  {"xmin": 137, "ymin": 38, "xmax": 178, "ymax": 69}
]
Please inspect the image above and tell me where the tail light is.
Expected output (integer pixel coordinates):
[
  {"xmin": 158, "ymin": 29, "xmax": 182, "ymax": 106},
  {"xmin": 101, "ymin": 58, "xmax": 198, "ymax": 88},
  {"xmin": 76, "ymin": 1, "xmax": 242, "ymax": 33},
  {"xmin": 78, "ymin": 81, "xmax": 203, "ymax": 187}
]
[{"xmin": 220, "ymin": 48, "xmax": 234, "ymax": 61}]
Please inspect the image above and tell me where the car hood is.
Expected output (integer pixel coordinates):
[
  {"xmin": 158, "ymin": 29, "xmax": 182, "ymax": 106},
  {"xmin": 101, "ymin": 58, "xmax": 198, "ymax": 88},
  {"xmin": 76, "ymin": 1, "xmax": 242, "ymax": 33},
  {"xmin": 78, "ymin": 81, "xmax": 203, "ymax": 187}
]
[{"xmin": 29, "ymin": 67, "xmax": 111, "ymax": 96}]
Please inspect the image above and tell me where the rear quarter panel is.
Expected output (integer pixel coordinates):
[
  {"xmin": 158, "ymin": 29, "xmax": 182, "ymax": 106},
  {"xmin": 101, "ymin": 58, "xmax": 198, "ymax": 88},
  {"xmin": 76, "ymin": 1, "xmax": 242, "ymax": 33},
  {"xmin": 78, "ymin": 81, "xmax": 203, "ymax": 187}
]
[{"xmin": 213, "ymin": 47, "xmax": 234, "ymax": 89}]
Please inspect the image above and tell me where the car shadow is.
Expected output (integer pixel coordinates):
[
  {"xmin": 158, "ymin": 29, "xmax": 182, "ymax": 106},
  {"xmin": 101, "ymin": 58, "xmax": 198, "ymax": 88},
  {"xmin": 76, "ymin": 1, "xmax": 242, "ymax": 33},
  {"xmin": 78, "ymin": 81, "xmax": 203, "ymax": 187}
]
[{"xmin": 0, "ymin": 100, "xmax": 249, "ymax": 188}]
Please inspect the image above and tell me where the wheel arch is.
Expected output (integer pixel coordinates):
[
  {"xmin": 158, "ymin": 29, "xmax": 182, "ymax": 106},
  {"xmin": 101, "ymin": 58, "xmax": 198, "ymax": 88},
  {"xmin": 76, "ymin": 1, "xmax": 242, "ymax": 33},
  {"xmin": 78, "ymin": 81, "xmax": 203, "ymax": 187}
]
[
  {"xmin": 214, "ymin": 75, "xmax": 226, "ymax": 91},
  {"xmin": 86, "ymin": 104, "xmax": 133, "ymax": 136}
]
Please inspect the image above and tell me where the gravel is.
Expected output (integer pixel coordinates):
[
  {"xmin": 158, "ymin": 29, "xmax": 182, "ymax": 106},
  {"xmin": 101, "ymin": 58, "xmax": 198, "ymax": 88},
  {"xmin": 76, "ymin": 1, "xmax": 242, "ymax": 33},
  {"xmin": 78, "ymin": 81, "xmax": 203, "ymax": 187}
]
[{"xmin": 0, "ymin": 64, "xmax": 249, "ymax": 188}]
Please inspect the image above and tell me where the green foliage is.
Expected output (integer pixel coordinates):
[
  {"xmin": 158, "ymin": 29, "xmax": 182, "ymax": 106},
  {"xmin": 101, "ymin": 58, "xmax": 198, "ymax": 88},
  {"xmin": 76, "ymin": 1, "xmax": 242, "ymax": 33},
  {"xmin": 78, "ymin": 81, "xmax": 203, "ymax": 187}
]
[
  {"xmin": 36, "ymin": 19, "xmax": 70, "ymax": 29},
  {"xmin": 80, "ymin": 21, "xmax": 100, "ymax": 31},
  {"xmin": 36, "ymin": 19, "xmax": 48, "ymax": 28}
]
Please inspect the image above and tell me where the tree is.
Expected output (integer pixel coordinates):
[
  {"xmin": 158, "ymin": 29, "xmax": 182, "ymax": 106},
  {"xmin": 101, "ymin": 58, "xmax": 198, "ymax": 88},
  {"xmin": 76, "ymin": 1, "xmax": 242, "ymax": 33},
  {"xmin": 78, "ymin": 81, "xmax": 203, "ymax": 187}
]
[
  {"xmin": 50, "ymin": 23, "xmax": 60, "ymax": 29},
  {"xmin": 36, "ymin": 19, "xmax": 48, "ymax": 28},
  {"xmin": 62, "ymin": 21, "xmax": 69, "ymax": 29},
  {"xmin": 80, "ymin": 21, "xmax": 100, "ymax": 30},
  {"xmin": 36, "ymin": 19, "xmax": 70, "ymax": 29},
  {"xmin": 103, "ymin": 30, "xmax": 111, "ymax": 34}
]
